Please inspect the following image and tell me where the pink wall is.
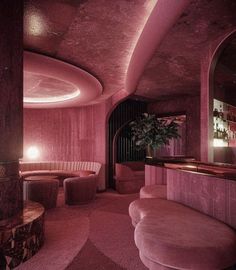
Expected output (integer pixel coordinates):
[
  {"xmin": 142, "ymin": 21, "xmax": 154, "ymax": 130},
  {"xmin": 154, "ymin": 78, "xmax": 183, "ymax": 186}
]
[
  {"xmin": 23, "ymin": 104, "xmax": 106, "ymax": 163},
  {"xmin": 23, "ymin": 90, "xmax": 129, "ymax": 189},
  {"xmin": 148, "ymin": 95, "xmax": 200, "ymax": 160}
]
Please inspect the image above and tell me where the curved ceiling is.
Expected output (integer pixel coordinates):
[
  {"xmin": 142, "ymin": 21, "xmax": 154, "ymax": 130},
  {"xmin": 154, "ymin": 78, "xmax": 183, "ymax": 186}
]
[
  {"xmin": 24, "ymin": 51, "xmax": 102, "ymax": 108},
  {"xmin": 24, "ymin": 0, "xmax": 157, "ymax": 107},
  {"xmin": 135, "ymin": 0, "xmax": 236, "ymax": 100},
  {"xmin": 24, "ymin": 0, "xmax": 236, "ymax": 107}
]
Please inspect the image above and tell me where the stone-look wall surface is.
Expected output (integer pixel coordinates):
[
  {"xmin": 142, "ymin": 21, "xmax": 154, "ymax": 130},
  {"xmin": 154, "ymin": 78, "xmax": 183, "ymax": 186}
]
[
  {"xmin": 24, "ymin": 105, "xmax": 105, "ymax": 162},
  {"xmin": 23, "ymin": 90, "xmax": 129, "ymax": 190},
  {"xmin": 0, "ymin": 172, "xmax": 23, "ymax": 223},
  {"xmin": 148, "ymin": 95, "xmax": 200, "ymax": 160},
  {"xmin": 0, "ymin": 1, "xmax": 23, "ymax": 222},
  {"xmin": 0, "ymin": 201, "xmax": 44, "ymax": 269},
  {"xmin": 0, "ymin": 2, "xmax": 23, "ymax": 161},
  {"xmin": 167, "ymin": 168, "xmax": 236, "ymax": 230},
  {"xmin": 24, "ymin": 103, "xmax": 107, "ymax": 190}
]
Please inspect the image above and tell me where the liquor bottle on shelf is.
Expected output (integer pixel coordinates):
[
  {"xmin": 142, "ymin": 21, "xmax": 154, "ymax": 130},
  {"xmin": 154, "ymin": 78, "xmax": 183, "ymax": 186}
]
[
  {"xmin": 214, "ymin": 123, "xmax": 218, "ymax": 138},
  {"xmin": 219, "ymin": 105, "xmax": 224, "ymax": 119},
  {"xmin": 223, "ymin": 128, "xmax": 228, "ymax": 141},
  {"xmin": 217, "ymin": 126, "xmax": 222, "ymax": 139},
  {"xmin": 213, "ymin": 108, "xmax": 219, "ymax": 118}
]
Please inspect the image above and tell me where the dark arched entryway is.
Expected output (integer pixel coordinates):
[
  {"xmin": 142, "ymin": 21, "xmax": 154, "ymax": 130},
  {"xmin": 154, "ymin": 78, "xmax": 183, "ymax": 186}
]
[{"xmin": 108, "ymin": 98, "xmax": 147, "ymax": 189}]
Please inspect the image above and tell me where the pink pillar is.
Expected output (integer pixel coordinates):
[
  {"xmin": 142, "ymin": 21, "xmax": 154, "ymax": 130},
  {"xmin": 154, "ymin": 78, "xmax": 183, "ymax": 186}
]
[{"xmin": 0, "ymin": 1, "xmax": 23, "ymax": 225}]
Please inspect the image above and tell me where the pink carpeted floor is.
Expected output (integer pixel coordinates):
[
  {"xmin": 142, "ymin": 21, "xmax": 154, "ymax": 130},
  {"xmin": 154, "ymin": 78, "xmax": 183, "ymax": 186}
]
[{"xmin": 16, "ymin": 188, "xmax": 147, "ymax": 270}]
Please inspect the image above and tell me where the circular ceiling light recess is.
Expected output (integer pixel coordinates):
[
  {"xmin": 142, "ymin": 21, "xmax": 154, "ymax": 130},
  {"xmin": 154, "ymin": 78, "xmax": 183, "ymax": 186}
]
[{"xmin": 24, "ymin": 51, "xmax": 103, "ymax": 108}]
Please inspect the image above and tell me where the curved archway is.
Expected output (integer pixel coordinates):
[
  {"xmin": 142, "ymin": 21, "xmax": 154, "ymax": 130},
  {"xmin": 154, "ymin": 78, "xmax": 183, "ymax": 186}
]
[
  {"xmin": 201, "ymin": 29, "xmax": 236, "ymax": 162},
  {"xmin": 107, "ymin": 99, "xmax": 147, "ymax": 189}
]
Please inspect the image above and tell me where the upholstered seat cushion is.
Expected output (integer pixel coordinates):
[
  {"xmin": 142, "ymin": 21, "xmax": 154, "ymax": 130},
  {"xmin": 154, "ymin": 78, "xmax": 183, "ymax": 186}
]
[
  {"xmin": 140, "ymin": 185, "xmax": 167, "ymax": 199},
  {"xmin": 134, "ymin": 199, "xmax": 236, "ymax": 270},
  {"xmin": 129, "ymin": 198, "xmax": 171, "ymax": 226},
  {"xmin": 23, "ymin": 178, "xmax": 59, "ymax": 209},
  {"xmin": 133, "ymin": 171, "xmax": 145, "ymax": 177},
  {"xmin": 64, "ymin": 175, "xmax": 97, "ymax": 205}
]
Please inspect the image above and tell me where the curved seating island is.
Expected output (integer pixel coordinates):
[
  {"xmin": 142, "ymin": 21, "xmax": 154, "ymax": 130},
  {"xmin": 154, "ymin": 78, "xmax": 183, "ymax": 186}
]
[
  {"xmin": 20, "ymin": 161, "xmax": 102, "ymax": 206},
  {"xmin": 129, "ymin": 158, "xmax": 236, "ymax": 270}
]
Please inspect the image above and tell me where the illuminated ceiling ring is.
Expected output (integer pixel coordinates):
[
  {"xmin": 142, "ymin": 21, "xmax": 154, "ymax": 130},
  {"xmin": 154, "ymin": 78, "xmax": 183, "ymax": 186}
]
[{"xmin": 24, "ymin": 51, "xmax": 103, "ymax": 108}]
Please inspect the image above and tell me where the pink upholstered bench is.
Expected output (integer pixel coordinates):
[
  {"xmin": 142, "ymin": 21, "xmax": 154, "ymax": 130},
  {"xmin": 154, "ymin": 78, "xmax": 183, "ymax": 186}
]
[
  {"xmin": 140, "ymin": 185, "xmax": 167, "ymax": 199},
  {"xmin": 129, "ymin": 199, "xmax": 236, "ymax": 270},
  {"xmin": 129, "ymin": 198, "xmax": 169, "ymax": 226}
]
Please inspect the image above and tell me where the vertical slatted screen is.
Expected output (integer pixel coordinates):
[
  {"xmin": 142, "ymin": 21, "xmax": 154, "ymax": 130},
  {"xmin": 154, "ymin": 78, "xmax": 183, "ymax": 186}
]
[{"xmin": 108, "ymin": 99, "xmax": 147, "ymax": 188}]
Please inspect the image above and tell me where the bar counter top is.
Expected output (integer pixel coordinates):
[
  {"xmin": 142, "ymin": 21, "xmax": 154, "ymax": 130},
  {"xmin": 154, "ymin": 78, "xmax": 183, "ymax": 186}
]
[{"xmin": 145, "ymin": 157, "xmax": 236, "ymax": 181}]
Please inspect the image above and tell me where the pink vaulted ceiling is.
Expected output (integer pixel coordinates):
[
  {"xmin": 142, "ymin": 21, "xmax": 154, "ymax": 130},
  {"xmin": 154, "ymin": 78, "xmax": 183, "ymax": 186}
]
[
  {"xmin": 24, "ymin": 0, "xmax": 157, "ymax": 106},
  {"xmin": 135, "ymin": 0, "xmax": 236, "ymax": 100},
  {"xmin": 24, "ymin": 0, "xmax": 236, "ymax": 106}
]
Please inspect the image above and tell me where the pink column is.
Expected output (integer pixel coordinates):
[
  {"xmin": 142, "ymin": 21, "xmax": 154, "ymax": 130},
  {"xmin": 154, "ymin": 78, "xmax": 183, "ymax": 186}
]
[{"xmin": 0, "ymin": 2, "xmax": 23, "ymax": 225}]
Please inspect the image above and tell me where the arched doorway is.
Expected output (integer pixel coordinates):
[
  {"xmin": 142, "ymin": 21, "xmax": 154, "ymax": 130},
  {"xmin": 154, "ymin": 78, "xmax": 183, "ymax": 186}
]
[
  {"xmin": 201, "ymin": 29, "xmax": 236, "ymax": 163},
  {"xmin": 108, "ymin": 98, "xmax": 147, "ymax": 189}
]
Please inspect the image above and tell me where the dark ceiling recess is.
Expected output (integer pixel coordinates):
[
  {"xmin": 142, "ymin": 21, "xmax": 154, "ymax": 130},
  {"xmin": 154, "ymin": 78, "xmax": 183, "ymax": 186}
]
[{"xmin": 108, "ymin": 98, "xmax": 147, "ymax": 189}]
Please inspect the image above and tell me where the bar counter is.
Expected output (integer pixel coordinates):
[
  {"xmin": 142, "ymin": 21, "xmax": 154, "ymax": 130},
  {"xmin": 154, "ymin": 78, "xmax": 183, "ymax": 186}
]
[
  {"xmin": 145, "ymin": 157, "xmax": 236, "ymax": 229},
  {"xmin": 145, "ymin": 157, "xmax": 236, "ymax": 181}
]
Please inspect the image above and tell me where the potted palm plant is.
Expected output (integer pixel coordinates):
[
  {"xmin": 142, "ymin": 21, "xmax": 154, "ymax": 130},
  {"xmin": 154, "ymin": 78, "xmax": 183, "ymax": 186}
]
[{"xmin": 129, "ymin": 113, "xmax": 180, "ymax": 158}]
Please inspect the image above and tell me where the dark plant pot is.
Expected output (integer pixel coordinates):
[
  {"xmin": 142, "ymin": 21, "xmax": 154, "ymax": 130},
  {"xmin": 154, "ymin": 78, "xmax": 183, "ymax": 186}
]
[{"xmin": 146, "ymin": 145, "xmax": 154, "ymax": 159}]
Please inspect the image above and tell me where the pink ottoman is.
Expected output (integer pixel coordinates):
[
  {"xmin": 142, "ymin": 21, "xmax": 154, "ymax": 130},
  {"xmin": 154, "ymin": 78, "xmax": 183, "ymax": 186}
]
[
  {"xmin": 140, "ymin": 185, "xmax": 167, "ymax": 199},
  {"xmin": 133, "ymin": 199, "xmax": 236, "ymax": 270},
  {"xmin": 64, "ymin": 175, "xmax": 97, "ymax": 205},
  {"xmin": 23, "ymin": 178, "xmax": 59, "ymax": 209}
]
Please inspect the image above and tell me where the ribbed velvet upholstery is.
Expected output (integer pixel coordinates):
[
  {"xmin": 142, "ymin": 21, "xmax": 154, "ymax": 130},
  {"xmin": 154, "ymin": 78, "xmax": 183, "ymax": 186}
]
[{"xmin": 20, "ymin": 161, "xmax": 101, "ymax": 175}]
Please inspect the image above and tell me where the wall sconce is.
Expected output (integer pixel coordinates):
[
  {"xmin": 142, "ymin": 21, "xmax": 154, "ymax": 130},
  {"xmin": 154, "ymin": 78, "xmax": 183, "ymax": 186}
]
[{"xmin": 26, "ymin": 146, "xmax": 40, "ymax": 160}]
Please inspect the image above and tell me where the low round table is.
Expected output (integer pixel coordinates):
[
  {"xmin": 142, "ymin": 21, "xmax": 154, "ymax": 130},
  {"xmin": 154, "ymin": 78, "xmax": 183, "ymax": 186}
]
[
  {"xmin": 24, "ymin": 175, "xmax": 58, "ymax": 181},
  {"xmin": 23, "ymin": 176, "xmax": 59, "ymax": 209}
]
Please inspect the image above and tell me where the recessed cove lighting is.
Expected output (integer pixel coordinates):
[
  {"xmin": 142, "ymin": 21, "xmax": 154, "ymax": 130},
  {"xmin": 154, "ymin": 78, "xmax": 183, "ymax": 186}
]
[
  {"xmin": 24, "ymin": 89, "xmax": 80, "ymax": 103},
  {"xmin": 24, "ymin": 51, "xmax": 102, "ymax": 108}
]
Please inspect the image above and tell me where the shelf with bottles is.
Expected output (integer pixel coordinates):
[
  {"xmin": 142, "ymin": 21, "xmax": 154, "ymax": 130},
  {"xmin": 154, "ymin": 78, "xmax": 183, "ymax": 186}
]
[
  {"xmin": 213, "ymin": 99, "xmax": 236, "ymax": 124},
  {"xmin": 212, "ymin": 100, "xmax": 228, "ymax": 146},
  {"xmin": 213, "ymin": 99, "xmax": 236, "ymax": 147}
]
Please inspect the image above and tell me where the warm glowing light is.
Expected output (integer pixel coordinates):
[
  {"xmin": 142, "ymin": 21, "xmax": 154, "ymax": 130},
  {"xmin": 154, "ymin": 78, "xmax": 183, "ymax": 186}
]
[
  {"xmin": 27, "ymin": 146, "xmax": 40, "ymax": 159},
  {"xmin": 213, "ymin": 139, "xmax": 228, "ymax": 147},
  {"xmin": 123, "ymin": 1, "xmax": 157, "ymax": 74},
  {"xmin": 27, "ymin": 12, "xmax": 47, "ymax": 36},
  {"xmin": 185, "ymin": 165, "xmax": 197, "ymax": 169},
  {"xmin": 24, "ymin": 89, "xmax": 80, "ymax": 103}
]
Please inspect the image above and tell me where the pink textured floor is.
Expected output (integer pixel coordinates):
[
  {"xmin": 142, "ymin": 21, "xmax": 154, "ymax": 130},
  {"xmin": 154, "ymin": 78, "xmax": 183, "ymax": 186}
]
[{"xmin": 16, "ymin": 188, "xmax": 147, "ymax": 270}]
